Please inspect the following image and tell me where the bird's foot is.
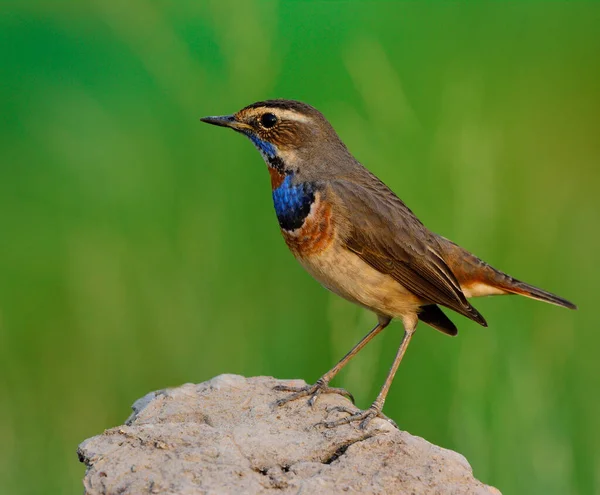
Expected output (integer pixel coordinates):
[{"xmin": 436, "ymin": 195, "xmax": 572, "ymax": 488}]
[
  {"xmin": 320, "ymin": 405, "xmax": 398, "ymax": 430},
  {"xmin": 273, "ymin": 380, "xmax": 354, "ymax": 407}
]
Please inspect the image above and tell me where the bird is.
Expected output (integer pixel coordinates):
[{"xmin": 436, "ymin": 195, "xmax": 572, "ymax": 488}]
[{"xmin": 200, "ymin": 99, "xmax": 577, "ymax": 429}]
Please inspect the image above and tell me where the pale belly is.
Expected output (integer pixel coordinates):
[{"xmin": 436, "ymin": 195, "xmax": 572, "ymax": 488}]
[
  {"xmin": 296, "ymin": 241, "xmax": 422, "ymax": 320},
  {"xmin": 279, "ymin": 190, "xmax": 422, "ymax": 320}
]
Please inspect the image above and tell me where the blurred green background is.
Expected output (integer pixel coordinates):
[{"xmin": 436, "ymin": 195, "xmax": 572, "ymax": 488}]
[{"xmin": 1, "ymin": 1, "xmax": 598, "ymax": 494}]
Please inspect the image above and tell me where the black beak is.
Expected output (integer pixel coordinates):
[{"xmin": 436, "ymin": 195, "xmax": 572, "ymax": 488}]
[{"xmin": 200, "ymin": 114, "xmax": 237, "ymax": 128}]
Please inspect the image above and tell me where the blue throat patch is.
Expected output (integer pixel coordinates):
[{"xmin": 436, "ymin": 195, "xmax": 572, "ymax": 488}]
[
  {"xmin": 272, "ymin": 175, "xmax": 315, "ymax": 231},
  {"xmin": 247, "ymin": 133, "xmax": 276, "ymax": 158},
  {"xmin": 243, "ymin": 131, "xmax": 315, "ymax": 230}
]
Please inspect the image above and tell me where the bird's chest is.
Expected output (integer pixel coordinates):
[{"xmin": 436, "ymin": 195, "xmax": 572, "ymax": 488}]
[
  {"xmin": 270, "ymin": 172, "xmax": 419, "ymax": 317},
  {"xmin": 272, "ymin": 174, "xmax": 315, "ymax": 231},
  {"xmin": 271, "ymin": 174, "xmax": 335, "ymax": 258}
]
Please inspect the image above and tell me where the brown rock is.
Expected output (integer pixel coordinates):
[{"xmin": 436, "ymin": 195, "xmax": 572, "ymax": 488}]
[{"xmin": 78, "ymin": 374, "xmax": 500, "ymax": 494}]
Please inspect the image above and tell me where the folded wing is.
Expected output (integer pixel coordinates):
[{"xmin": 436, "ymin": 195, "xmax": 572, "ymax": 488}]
[{"xmin": 330, "ymin": 174, "xmax": 487, "ymax": 327}]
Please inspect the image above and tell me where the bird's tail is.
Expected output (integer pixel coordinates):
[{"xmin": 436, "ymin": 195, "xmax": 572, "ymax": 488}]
[
  {"xmin": 438, "ymin": 237, "xmax": 577, "ymax": 310},
  {"xmin": 492, "ymin": 276, "xmax": 577, "ymax": 309}
]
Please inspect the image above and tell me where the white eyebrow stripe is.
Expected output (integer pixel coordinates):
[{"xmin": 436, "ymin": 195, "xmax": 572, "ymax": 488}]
[{"xmin": 272, "ymin": 109, "xmax": 311, "ymax": 123}]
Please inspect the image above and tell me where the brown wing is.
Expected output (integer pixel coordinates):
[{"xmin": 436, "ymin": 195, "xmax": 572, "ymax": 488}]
[{"xmin": 330, "ymin": 175, "xmax": 487, "ymax": 327}]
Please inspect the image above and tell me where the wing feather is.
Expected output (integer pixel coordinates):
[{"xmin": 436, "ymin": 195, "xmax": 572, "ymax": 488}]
[{"xmin": 330, "ymin": 175, "xmax": 487, "ymax": 326}]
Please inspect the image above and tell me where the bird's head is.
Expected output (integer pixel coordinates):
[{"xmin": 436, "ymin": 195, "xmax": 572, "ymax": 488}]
[{"xmin": 201, "ymin": 99, "xmax": 352, "ymax": 186}]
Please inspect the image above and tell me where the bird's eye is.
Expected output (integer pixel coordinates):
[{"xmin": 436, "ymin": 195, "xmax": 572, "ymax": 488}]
[{"xmin": 260, "ymin": 113, "xmax": 278, "ymax": 129}]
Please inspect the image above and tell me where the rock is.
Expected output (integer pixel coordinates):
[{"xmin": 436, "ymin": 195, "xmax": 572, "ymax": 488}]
[{"xmin": 78, "ymin": 375, "xmax": 500, "ymax": 494}]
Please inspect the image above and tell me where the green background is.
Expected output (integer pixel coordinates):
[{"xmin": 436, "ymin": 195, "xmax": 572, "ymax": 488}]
[{"xmin": 1, "ymin": 2, "xmax": 598, "ymax": 494}]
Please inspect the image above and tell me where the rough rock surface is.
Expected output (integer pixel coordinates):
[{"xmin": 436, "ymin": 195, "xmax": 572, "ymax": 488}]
[{"xmin": 78, "ymin": 375, "xmax": 500, "ymax": 494}]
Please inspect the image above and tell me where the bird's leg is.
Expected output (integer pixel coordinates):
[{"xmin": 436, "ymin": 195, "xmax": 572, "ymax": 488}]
[
  {"xmin": 274, "ymin": 320, "xmax": 389, "ymax": 407},
  {"xmin": 322, "ymin": 317, "xmax": 417, "ymax": 429}
]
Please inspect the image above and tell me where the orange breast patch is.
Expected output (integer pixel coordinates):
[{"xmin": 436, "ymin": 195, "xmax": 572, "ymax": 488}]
[
  {"xmin": 268, "ymin": 167, "xmax": 285, "ymax": 189},
  {"xmin": 282, "ymin": 194, "xmax": 335, "ymax": 257}
]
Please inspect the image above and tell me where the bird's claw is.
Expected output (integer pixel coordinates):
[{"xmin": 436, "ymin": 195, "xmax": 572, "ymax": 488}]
[
  {"xmin": 320, "ymin": 405, "xmax": 398, "ymax": 430},
  {"xmin": 273, "ymin": 381, "xmax": 354, "ymax": 408}
]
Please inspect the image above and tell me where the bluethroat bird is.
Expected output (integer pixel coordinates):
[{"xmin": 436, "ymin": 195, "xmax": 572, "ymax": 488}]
[{"xmin": 201, "ymin": 100, "xmax": 577, "ymax": 429}]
